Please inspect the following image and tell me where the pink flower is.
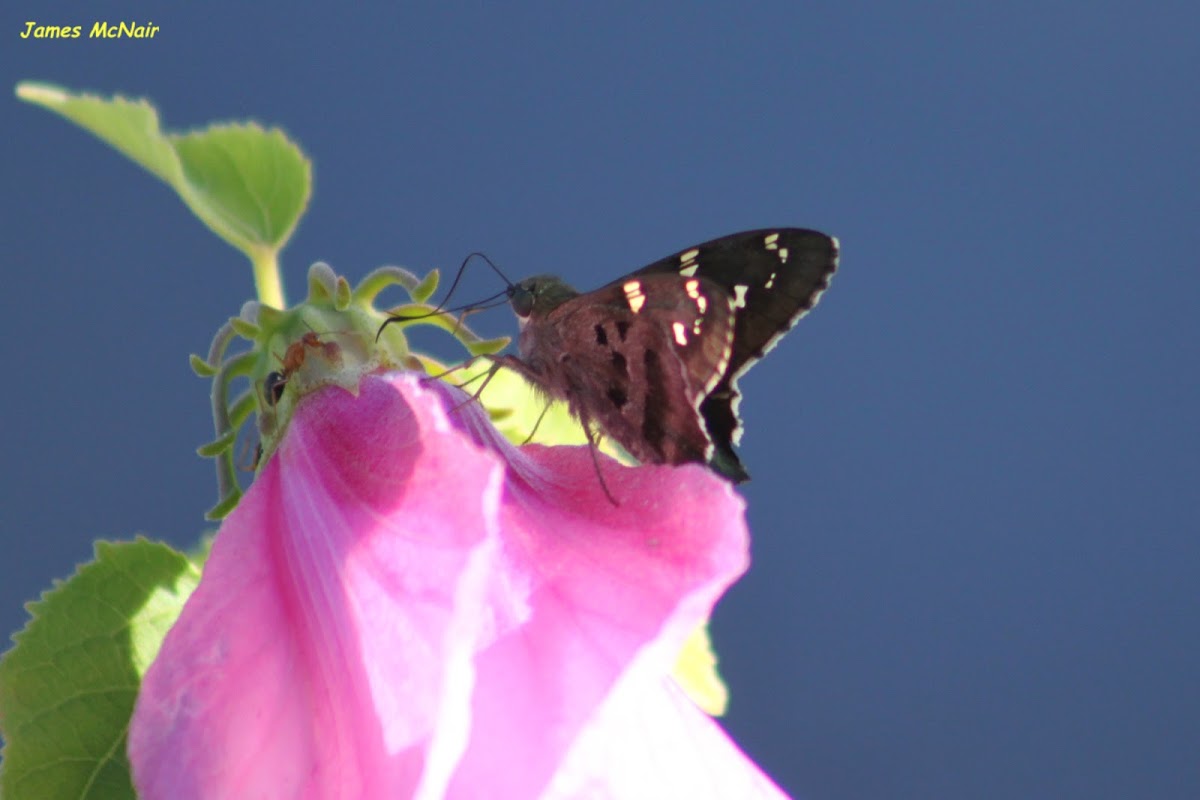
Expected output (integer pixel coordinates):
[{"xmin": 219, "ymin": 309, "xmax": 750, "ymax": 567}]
[{"xmin": 130, "ymin": 372, "xmax": 787, "ymax": 799}]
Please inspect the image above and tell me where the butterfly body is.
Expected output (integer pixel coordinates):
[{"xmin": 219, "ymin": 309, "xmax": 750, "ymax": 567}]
[{"xmin": 494, "ymin": 228, "xmax": 839, "ymax": 482}]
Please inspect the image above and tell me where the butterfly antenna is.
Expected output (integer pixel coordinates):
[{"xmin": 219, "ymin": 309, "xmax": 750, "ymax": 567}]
[
  {"xmin": 446, "ymin": 294, "xmax": 514, "ymax": 337},
  {"xmin": 465, "ymin": 251, "xmax": 516, "ymax": 289},
  {"xmin": 377, "ymin": 255, "xmax": 517, "ymax": 341},
  {"xmin": 434, "ymin": 252, "xmax": 491, "ymax": 314},
  {"xmin": 378, "ymin": 252, "xmax": 478, "ymax": 340}
]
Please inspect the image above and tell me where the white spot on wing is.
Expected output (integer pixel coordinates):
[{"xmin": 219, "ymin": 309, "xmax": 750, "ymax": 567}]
[
  {"xmin": 679, "ymin": 248, "xmax": 701, "ymax": 277},
  {"xmin": 684, "ymin": 279, "xmax": 708, "ymax": 313},
  {"xmin": 694, "ymin": 296, "xmax": 737, "ymax": 439},
  {"xmin": 672, "ymin": 321, "xmax": 688, "ymax": 346},
  {"xmin": 733, "ymin": 285, "xmax": 749, "ymax": 308},
  {"xmin": 717, "ymin": 231, "xmax": 841, "ymax": 450},
  {"xmin": 764, "ymin": 233, "xmax": 780, "ymax": 249},
  {"xmin": 764, "ymin": 272, "xmax": 776, "ymax": 289},
  {"xmin": 623, "ymin": 280, "xmax": 646, "ymax": 314},
  {"xmin": 778, "ymin": 247, "xmax": 789, "ymax": 263},
  {"xmin": 729, "ymin": 390, "xmax": 745, "ymax": 445}
]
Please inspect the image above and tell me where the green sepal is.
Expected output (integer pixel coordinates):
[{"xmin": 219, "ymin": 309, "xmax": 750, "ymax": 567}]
[
  {"xmin": 466, "ymin": 336, "xmax": 512, "ymax": 357},
  {"xmin": 229, "ymin": 317, "xmax": 260, "ymax": 340},
  {"xmin": 196, "ymin": 430, "xmax": 237, "ymax": 457},
  {"xmin": 354, "ymin": 266, "xmax": 429, "ymax": 306},
  {"xmin": 411, "ymin": 269, "xmax": 441, "ymax": 304},
  {"xmin": 334, "ymin": 276, "xmax": 353, "ymax": 310},
  {"xmin": 189, "ymin": 353, "xmax": 216, "ymax": 377},
  {"xmin": 306, "ymin": 262, "xmax": 339, "ymax": 303},
  {"xmin": 380, "ymin": 303, "xmax": 512, "ymax": 355},
  {"xmin": 227, "ymin": 390, "xmax": 257, "ymax": 431},
  {"xmin": 199, "ymin": 260, "xmax": 509, "ymax": 518},
  {"xmin": 253, "ymin": 304, "xmax": 286, "ymax": 330},
  {"xmin": 205, "ymin": 488, "xmax": 243, "ymax": 521}
]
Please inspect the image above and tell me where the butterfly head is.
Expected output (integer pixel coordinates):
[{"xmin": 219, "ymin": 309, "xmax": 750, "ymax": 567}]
[{"xmin": 508, "ymin": 275, "xmax": 580, "ymax": 325}]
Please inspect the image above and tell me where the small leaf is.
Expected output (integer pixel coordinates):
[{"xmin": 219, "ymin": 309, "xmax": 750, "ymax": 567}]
[
  {"xmin": 16, "ymin": 82, "xmax": 311, "ymax": 265},
  {"xmin": 0, "ymin": 539, "xmax": 197, "ymax": 800}
]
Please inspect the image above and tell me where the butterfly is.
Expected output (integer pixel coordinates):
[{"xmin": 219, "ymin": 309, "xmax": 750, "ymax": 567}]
[{"xmin": 479, "ymin": 228, "xmax": 839, "ymax": 484}]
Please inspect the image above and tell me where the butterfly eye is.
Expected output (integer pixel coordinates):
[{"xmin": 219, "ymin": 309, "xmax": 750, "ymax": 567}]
[{"xmin": 510, "ymin": 283, "xmax": 535, "ymax": 318}]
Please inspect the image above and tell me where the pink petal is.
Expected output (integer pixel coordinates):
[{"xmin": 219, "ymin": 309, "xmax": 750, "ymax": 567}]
[
  {"xmin": 546, "ymin": 679, "xmax": 788, "ymax": 799},
  {"xmin": 442, "ymin": 444, "xmax": 753, "ymax": 797},
  {"xmin": 131, "ymin": 372, "xmax": 771, "ymax": 799},
  {"xmin": 131, "ymin": 374, "xmax": 505, "ymax": 798}
]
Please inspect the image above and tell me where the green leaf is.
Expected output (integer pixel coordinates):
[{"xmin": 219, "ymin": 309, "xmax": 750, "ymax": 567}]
[
  {"xmin": 0, "ymin": 539, "xmax": 198, "ymax": 800},
  {"xmin": 16, "ymin": 81, "xmax": 311, "ymax": 275},
  {"xmin": 172, "ymin": 124, "xmax": 310, "ymax": 258}
]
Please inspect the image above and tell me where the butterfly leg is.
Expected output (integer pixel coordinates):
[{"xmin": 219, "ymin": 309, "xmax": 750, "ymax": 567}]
[
  {"xmin": 521, "ymin": 401, "xmax": 554, "ymax": 445},
  {"xmin": 438, "ymin": 357, "xmax": 504, "ymax": 415},
  {"xmin": 486, "ymin": 354, "xmax": 622, "ymax": 504},
  {"xmin": 571, "ymin": 405, "xmax": 619, "ymax": 506},
  {"xmin": 441, "ymin": 353, "xmax": 547, "ymax": 417},
  {"xmin": 421, "ymin": 358, "xmax": 479, "ymax": 383}
]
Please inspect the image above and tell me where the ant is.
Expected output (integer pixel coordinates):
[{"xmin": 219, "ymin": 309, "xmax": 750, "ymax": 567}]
[{"xmin": 264, "ymin": 331, "xmax": 342, "ymax": 407}]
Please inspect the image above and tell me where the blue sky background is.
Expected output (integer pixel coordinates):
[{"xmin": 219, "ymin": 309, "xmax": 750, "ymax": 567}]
[{"xmin": 3, "ymin": 3, "xmax": 1198, "ymax": 798}]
